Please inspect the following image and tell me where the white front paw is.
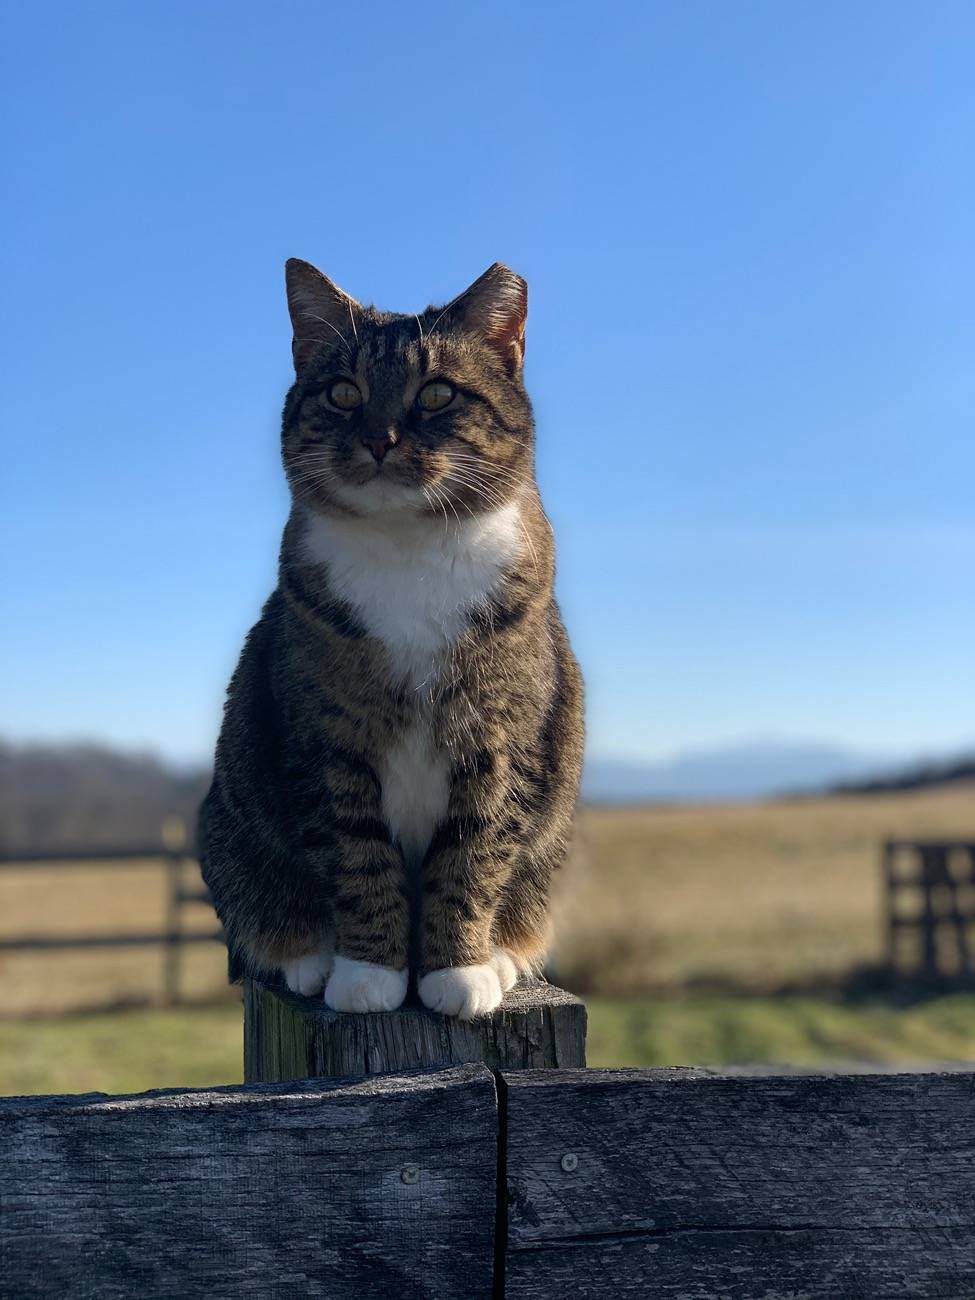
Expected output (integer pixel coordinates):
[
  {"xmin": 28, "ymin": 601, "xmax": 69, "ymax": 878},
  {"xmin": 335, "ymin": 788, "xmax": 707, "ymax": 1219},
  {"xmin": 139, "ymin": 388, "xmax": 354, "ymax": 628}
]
[
  {"xmin": 282, "ymin": 944, "xmax": 334, "ymax": 996},
  {"xmin": 324, "ymin": 956, "xmax": 408, "ymax": 1013},
  {"xmin": 419, "ymin": 965, "xmax": 503, "ymax": 1020},
  {"xmin": 489, "ymin": 948, "xmax": 519, "ymax": 993}
]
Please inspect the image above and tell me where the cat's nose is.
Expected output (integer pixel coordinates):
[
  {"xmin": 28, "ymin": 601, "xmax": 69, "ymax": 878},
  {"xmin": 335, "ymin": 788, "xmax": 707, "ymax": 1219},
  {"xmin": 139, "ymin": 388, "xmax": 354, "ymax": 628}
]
[{"xmin": 361, "ymin": 430, "xmax": 398, "ymax": 462}]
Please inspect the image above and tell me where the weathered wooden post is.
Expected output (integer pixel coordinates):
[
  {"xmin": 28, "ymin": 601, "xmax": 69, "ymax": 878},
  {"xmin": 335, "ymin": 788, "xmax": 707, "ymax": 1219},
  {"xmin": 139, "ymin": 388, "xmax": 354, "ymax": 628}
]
[{"xmin": 243, "ymin": 978, "xmax": 586, "ymax": 1083}]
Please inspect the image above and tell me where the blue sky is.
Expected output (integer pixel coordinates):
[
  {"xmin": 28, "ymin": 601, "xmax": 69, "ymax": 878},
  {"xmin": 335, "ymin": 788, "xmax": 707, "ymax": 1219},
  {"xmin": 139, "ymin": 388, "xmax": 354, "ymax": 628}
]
[{"xmin": 2, "ymin": 1, "xmax": 972, "ymax": 767}]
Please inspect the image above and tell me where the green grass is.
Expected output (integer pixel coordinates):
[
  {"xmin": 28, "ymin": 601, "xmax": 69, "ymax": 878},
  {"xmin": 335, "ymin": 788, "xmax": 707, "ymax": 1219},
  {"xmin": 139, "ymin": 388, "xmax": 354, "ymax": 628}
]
[
  {"xmin": 0, "ymin": 1005, "xmax": 245, "ymax": 1097},
  {"xmin": 586, "ymin": 993, "xmax": 975, "ymax": 1069},
  {"xmin": 3, "ymin": 994, "xmax": 974, "ymax": 1097}
]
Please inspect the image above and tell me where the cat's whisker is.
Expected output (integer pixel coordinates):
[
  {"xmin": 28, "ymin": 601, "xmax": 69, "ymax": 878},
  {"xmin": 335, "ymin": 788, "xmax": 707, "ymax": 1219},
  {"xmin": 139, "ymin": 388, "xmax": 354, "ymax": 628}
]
[
  {"xmin": 444, "ymin": 457, "xmax": 527, "ymax": 491},
  {"xmin": 440, "ymin": 468, "xmax": 511, "ymax": 508},
  {"xmin": 432, "ymin": 481, "xmax": 464, "ymax": 529},
  {"xmin": 446, "ymin": 476, "xmax": 517, "ymax": 507},
  {"xmin": 440, "ymin": 480, "xmax": 507, "ymax": 513},
  {"xmin": 448, "ymin": 456, "xmax": 523, "ymax": 479},
  {"xmin": 289, "ymin": 472, "xmax": 328, "ymax": 486},
  {"xmin": 444, "ymin": 465, "xmax": 530, "ymax": 510},
  {"xmin": 437, "ymin": 481, "xmax": 478, "ymax": 525},
  {"xmin": 436, "ymin": 489, "xmax": 459, "ymax": 532},
  {"xmin": 294, "ymin": 453, "xmax": 337, "ymax": 469},
  {"xmin": 445, "ymin": 451, "xmax": 525, "ymax": 477},
  {"xmin": 421, "ymin": 483, "xmax": 451, "ymax": 534},
  {"xmin": 289, "ymin": 453, "xmax": 337, "ymax": 473},
  {"xmin": 442, "ymin": 468, "xmax": 540, "ymax": 575},
  {"xmin": 442, "ymin": 479, "xmax": 538, "ymax": 576},
  {"xmin": 288, "ymin": 457, "xmax": 335, "ymax": 475},
  {"xmin": 422, "ymin": 481, "xmax": 453, "ymax": 533},
  {"xmin": 288, "ymin": 466, "xmax": 339, "ymax": 491}
]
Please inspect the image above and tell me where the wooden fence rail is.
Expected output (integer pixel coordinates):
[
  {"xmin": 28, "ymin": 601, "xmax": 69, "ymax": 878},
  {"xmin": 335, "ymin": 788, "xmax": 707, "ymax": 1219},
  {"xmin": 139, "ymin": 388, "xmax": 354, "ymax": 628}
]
[
  {"xmin": 0, "ymin": 849, "xmax": 222, "ymax": 1003},
  {"xmin": 3, "ymin": 1061, "xmax": 975, "ymax": 1298}
]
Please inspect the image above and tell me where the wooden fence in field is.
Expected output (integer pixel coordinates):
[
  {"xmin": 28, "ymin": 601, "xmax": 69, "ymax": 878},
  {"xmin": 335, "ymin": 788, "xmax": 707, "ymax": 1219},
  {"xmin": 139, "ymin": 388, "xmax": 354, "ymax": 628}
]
[
  {"xmin": 884, "ymin": 839, "xmax": 975, "ymax": 981},
  {"xmin": 0, "ymin": 847, "xmax": 222, "ymax": 1002},
  {"xmin": 3, "ymin": 980, "xmax": 975, "ymax": 1298},
  {"xmin": 3, "ymin": 1061, "xmax": 975, "ymax": 1298}
]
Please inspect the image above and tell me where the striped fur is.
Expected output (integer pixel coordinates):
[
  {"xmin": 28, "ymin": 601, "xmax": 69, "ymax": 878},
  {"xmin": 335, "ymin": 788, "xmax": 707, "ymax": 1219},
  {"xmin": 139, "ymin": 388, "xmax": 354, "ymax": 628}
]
[{"xmin": 199, "ymin": 261, "xmax": 584, "ymax": 1018}]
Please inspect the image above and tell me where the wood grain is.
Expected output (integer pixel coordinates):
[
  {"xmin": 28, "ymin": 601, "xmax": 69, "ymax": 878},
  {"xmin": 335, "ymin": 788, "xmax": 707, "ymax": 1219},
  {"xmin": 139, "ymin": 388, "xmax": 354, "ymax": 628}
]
[
  {"xmin": 8, "ymin": 1049, "xmax": 975, "ymax": 1297},
  {"xmin": 244, "ymin": 978, "xmax": 586, "ymax": 1083},
  {"xmin": 500, "ymin": 1066, "xmax": 975, "ymax": 1298},
  {"xmin": 505, "ymin": 1229, "xmax": 975, "ymax": 1299},
  {"xmin": 1, "ymin": 1064, "xmax": 497, "ymax": 1300}
]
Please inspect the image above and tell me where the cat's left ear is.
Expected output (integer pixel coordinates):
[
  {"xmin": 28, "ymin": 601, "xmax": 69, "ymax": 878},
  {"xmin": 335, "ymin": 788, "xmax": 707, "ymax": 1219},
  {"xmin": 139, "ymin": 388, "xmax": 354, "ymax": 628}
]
[
  {"xmin": 448, "ymin": 263, "xmax": 527, "ymax": 374},
  {"xmin": 285, "ymin": 258, "xmax": 361, "ymax": 372}
]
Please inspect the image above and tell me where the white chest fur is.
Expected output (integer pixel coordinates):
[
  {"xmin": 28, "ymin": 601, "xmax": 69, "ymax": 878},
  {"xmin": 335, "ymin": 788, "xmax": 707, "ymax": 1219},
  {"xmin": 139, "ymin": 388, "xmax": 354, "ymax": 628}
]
[
  {"xmin": 303, "ymin": 500, "xmax": 523, "ymax": 863},
  {"xmin": 302, "ymin": 500, "xmax": 523, "ymax": 687},
  {"xmin": 377, "ymin": 721, "xmax": 450, "ymax": 867}
]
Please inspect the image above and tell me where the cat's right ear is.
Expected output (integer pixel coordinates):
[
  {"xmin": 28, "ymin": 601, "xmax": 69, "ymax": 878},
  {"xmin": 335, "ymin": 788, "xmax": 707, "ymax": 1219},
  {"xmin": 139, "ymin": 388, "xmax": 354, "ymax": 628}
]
[{"xmin": 285, "ymin": 259, "xmax": 361, "ymax": 372}]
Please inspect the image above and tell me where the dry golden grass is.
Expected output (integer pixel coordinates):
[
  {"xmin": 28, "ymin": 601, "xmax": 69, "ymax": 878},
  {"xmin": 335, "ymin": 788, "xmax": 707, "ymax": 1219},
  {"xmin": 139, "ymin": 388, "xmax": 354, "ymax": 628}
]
[
  {"xmin": 553, "ymin": 781, "xmax": 975, "ymax": 995},
  {"xmin": 0, "ymin": 858, "xmax": 232, "ymax": 1016},
  {"xmin": 1, "ymin": 781, "xmax": 972, "ymax": 1014}
]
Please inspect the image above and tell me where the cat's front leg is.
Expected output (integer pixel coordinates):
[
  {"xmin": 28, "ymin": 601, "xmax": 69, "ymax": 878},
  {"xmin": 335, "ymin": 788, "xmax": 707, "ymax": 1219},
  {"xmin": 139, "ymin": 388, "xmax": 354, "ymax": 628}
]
[
  {"xmin": 417, "ymin": 806, "xmax": 516, "ymax": 1019},
  {"xmin": 309, "ymin": 813, "xmax": 410, "ymax": 1013}
]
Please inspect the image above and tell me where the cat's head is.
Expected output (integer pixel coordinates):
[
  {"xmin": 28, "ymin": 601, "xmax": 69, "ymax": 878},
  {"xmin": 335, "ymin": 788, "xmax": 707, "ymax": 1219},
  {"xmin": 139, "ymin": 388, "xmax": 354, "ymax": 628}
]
[{"xmin": 281, "ymin": 260, "xmax": 533, "ymax": 519}]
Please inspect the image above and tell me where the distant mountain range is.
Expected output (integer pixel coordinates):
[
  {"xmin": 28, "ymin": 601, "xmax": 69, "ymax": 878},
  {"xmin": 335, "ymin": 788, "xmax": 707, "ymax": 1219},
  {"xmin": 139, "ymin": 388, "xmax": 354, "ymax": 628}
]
[{"xmin": 581, "ymin": 741, "xmax": 973, "ymax": 804}]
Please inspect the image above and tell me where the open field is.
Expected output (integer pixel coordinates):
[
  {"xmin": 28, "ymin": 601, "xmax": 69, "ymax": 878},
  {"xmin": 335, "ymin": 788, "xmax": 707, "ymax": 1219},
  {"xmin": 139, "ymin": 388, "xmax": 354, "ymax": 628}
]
[
  {"xmin": 3, "ymin": 993, "xmax": 975, "ymax": 1096},
  {"xmin": 555, "ymin": 780, "xmax": 975, "ymax": 994},
  {"xmin": 2, "ymin": 781, "xmax": 973, "ymax": 1016},
  {"xmin": 1, "ymin": 781, "xmax": 973, "ymax": 1092}
]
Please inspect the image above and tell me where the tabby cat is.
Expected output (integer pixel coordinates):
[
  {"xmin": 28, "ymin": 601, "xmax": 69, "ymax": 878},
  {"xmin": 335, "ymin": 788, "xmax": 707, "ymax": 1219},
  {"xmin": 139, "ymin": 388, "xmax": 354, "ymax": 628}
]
[{"xmin": 199, "ymin": 259, "xmax": 584, "ymax": 1019}]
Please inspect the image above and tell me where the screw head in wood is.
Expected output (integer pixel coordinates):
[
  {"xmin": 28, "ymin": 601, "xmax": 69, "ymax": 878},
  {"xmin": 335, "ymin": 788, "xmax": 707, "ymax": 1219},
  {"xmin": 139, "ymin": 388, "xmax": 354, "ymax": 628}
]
[
  {"xmin": 400, "ymin": 1164, "xmax": 420, "ymax": 1184},
  {"xmin": 560, "ymin": 1152, "xmax": 579, "ymax": 1172}
]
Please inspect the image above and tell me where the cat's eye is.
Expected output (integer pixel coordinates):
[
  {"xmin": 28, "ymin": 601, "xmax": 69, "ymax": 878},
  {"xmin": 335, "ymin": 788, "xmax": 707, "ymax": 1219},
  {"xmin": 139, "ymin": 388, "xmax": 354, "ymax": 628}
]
[
  {"xmin": 417, "ymin": 381, "xmax": 455, "ymax": 413},
  {"xmin": 327, "ymin": 380, "xmax": 362, "ymax": 411}
]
